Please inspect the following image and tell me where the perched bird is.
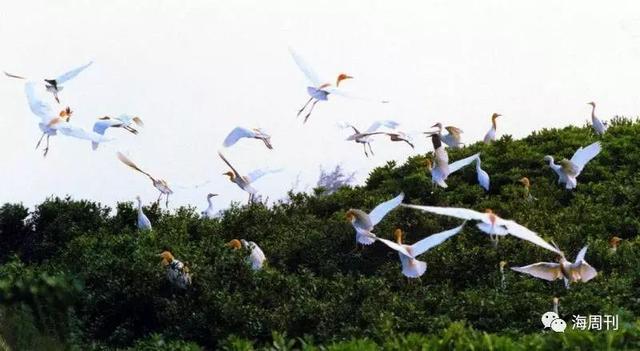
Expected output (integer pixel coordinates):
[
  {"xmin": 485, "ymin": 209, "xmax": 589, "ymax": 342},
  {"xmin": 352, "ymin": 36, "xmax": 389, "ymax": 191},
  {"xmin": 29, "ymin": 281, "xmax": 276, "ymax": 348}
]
[
  {"xmin": 24, "ymin": 82, "xmax": 109, "ymax": 156},
  {"xmin": 228, "ymin": 239, "xmax": 266, "ymax": 270},
  {"xmin": 424, "ymin": 133, "xmax": 487, "ymax": 190},
  {"xmin": 483, "ymin": 113, "xmax": 502, "ymax": 144},
  {"xmin": 343, "ymin": 120, "xmax": 400, "ymax": 157},
  {"xmin": 92, "ymin": 115, "xmax": 144, "ymax": 150},
  {"xmin": 544, "ymin": 142, "xmax": 601, "ymax": 189},
  {"xmin": 136, "ymin": 196, "xmax": 152, "ymax": 230},
  {"xmin": 553, "ymin": 297, "xmax": 560, "ymax": 315},
  {"xmin": 429, "ymin": 123, "xmax": 464, "ymax": 149},
  {"xmin": 6, "ymin": 61, "xmax": 93, "ymax": 103},
  {"xmin": 511, "ymin": 245, "xmax": 597, "ymax": 289},
  {"xmin": 201, "ymin": 193, "xmax": 219, "ymax": 219},
  {"xmin": 475, "ymin": 157, "xmax": 490, "ymax": 191},
  {"xmin": 345, "ymin": 193, "xmax": 404, "ymax": 247},
  {"xmin": 158, "ymin": 251, "xmax": 192, "ymax": 289},
  {"xmin": 587, "ymin": 102, "xmax": 608, "ymax": 135},
  {"xmin": 609, "ymin": 236, "xmax": 622, "ymax": 252},
  {"xmin": 117, "ymin": 152, "xmax": 174, "ymax": 207},
  {"xmin": 218, "ymin": 152, "xmax": 281, "ymax": 202},
  {"xmin": 519, "ymin": 177, "xmax": 536, "ymax": 201},
  {"xmin": 376, "ymin": 224, "xmax": 464, "ymax": 278},
  {"xmin": 401, "ymin": 204, "xmax": 561, "ymax": 254},
  {"xmin": 223, "ymin": 127, "xmax": 273, "ymax": 149}
]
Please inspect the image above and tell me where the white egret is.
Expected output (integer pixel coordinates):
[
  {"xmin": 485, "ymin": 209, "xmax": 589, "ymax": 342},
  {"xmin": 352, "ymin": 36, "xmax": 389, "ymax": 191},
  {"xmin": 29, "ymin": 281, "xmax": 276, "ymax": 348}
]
[
  {"xmin": 228, "ymin": 239, "xmax": 266, "ymax": 271},
  {"xmin": 223, "ymin": 127, "xmax": 273, "ymax": 149},
  {"xmin": 343, "ymin": 120, "xmax": 399, "ymax": 157},
  {"xmin": 201, "ymin": 193, "xmax": 219, "ymax": 219},
  {"xmin": 218, "ymin": 151, "xmax": 281, "ymax": 202},
  {"xmin": 158, "ymin": 251, "xmax": 192, "ymax": 289},
  {"xmin": 92, "ymin": 115, "xmax": 144, "ymax": 150},
  {"xmin": 587, "ymin": 102, "xmax": 608, "ymax": 135},
  {"xmin": 424, "ymin": 133, "xmax": 486, "ymax": 190},
  {"xmin": 6, "ymin": 61, "xmax": 93, "ymax": 103},
  {"xmin": 400, "ymin": 204, "xmax": 561, "ymax": 254},
  {"xmin": 376, "ymin": 224, "xmax": 464, "ymax": 278},
  {"xmin": 511, "ymin": 245, "xmax": 597, "ymax": 289},
  {"xmin": 135, "ymin": 196, "xmax": 152, "ymax": 230},
  {"xmin": 483, "ymin": 113, "xmax": 502, "ymax": 144},
  {"xmin": 345, "ymin": 192, "xmax": 404, "ymax": 246},
  {"xmin": 429, "ymin": 123, "xmax": 464, "ymax": 149},
  {"xmin": 117, "ymin": 152, "xmax": 174, "ymax": 207},
  {"xmin": 544, "ymin": 141, "xmax": 601, "ymax": 189},
  {"xmin": 475, "ymin": 157, "xmax": 490, "ymax": 191}
]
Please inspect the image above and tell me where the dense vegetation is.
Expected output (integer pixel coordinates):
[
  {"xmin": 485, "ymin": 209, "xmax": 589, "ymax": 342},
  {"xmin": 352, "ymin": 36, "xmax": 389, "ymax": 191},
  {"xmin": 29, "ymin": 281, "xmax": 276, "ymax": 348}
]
[{"xmin": 1, "ymin": 120, "xmax": 639, "ymax": 350}]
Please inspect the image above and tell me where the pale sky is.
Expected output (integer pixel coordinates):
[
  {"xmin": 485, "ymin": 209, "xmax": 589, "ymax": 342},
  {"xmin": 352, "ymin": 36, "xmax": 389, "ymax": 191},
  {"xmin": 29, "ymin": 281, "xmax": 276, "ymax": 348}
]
[{"xmin": 2, "ymin": 1, "xmax": 640, "ymax": 213}]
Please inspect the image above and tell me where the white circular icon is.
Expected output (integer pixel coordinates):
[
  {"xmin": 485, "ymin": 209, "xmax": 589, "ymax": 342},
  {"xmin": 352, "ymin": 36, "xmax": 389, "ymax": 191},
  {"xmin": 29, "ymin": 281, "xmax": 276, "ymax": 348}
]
[
  {"xmin": 551, "ymin": 318, "xmax": 567, "ymax": 333},
  {"xmin": 541, "ymin": 312, "xmax": 559, "ymax": 328}
]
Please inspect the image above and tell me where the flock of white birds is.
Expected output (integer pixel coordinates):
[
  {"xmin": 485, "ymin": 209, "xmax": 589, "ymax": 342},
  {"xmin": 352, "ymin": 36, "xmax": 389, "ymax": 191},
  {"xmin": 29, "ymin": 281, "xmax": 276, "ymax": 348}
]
[{"xmin": 5, "ymin": 48, "xmax": 608, "ymax": 291}]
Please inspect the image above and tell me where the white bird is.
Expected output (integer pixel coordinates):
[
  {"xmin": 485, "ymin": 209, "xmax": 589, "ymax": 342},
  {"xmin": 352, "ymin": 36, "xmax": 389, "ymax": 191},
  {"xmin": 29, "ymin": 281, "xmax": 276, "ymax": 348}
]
[
  {"xmin": 6, "ymin": 61, "xmax": 93, "ymax": 103},
  {"xmin": 429, "ymin": 123, "xmax": 464, "ymax": 149},
  {"xmin": 345, "ymin": 193, "xmax": 404, "ymax": 246},
  {"xmin": 135, "ymin": 196, "xmax": 152, "ymax": 230},
  {"xmin": 117, "ymin": 152, "xmax": 174, "ymax": 207},
  {"xmin": 92, "ymin": 115, "xmax": 144, "ymax": 150},
  {"xmin": 424, "ymin": 134, "xmax": 486, "ymax": 190},
  {"xmin": 376, "ymin": 224, "xmax": 464, "ymax": 278},
  {"xmin": 218, "ymin": 151, "xmax": 281, "ymax": 202},
  {"xmin": 24, "ymin": 82, "xmax": 110, "ymax": 156},
  {"xmin": 511, "ymin": 245, "xmax": 597, "ymax": 289},
  {"xmin": 400, "ymin": 204, "xmax": 561, "ymax": 254},
  {"xmin": 158, "ymin": 251, "xmax": 192, "ymax": 289},
  {"xmin": 587, "ymin": 102, "xmax": 608, "ymax": 135},
  {"xmin": 483, "ymin": 113, "xmax": 502, "ymax": 144},
  {"xmin": 343, "ymin": 120, "xmax": 400, "ymax": 157},
  {"xmin": 475, "ymin": 156, "xmax": 490, "ymax": 191},
  {"xmin": 544, "ymin": 141, "xmax": 601, "ymax": 189},
  {"xmin": 228, "ymin": 239, "xmax": 266, "ymax": 270},
  {"xmin": 223, "ymin": 127, "xmax": 273, "ymax": 149},
  {"xmin": 201, "ymin": 193, "xmax": 219, "ymax": 219}
]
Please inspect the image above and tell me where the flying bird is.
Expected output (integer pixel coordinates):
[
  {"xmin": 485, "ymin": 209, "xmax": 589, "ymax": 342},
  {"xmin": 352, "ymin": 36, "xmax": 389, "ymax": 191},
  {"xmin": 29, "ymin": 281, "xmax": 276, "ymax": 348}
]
[
  {"xmin": 544, "ymin": 141, "xmax": 601, "ymax": 189},
  {"xmin": 511, "ymin": 245, "xmax": 597, "ymax": 289},
  {"xmin": 218, "ymin": 151, "xmax": 281, "ymax": 202},
  {"xmin": 92, "ymin": 115, "xmax": 144, "ymax": 150},
  {"xmin": 587, "ymin": 102, "xmax": 608, "ymax": 135},
  {"xmin": 228, "ymin": 239, "xmax": 266, "ymax": 270},
  {"xmin": 429, "ymin": 123, "xmax": 464, "ymax": 149},
  {"xmin": 117, "ymin": 152, "xmax": 173, "ymax": 207},
  {"xmin": 6, "ymin": 61, "xmax": 93, "ymax": 103},
  {"xmin": 346, "ymin": 192, "xmax": 404, "ymax": 247},
  {"xmin": 135, "ymin": 196, "xmax": 152, "ymax": 230},
  {"xmin": 201, "ymin": 193, "xmax": 218, "ymax": 219},
  {"xmin": 158, "ymin": 251, "xmax": 192, "ymax": 289},
  {"xmin": 223, "ymin": 127, "xmax": 273, "ymax": 149},
  {"xmin": 343, "ymin": 120, "xmax": 400, "ymax": 157},
  {"xmin": 376, "ymin": 224, "xmax": 464, "ymax": 278},
  {"xmin": 424, "ymin": 133, "xmax": 487, "ymax": 190},
  {"xmin": 483, "ymin": 113, "xmax": 502, "ymax": 144},
  {"xmin": 401, "ymin": 204, "xmax": 561, "ymax": 254}
]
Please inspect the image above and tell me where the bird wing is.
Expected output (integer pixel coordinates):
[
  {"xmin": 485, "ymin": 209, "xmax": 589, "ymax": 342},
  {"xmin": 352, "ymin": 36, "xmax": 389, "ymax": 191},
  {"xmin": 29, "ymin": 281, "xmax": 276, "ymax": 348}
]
[
  {"xmin": 54, "ymin": 61, "xmax": 93, "ymax": 84},
  {"xmin": 365, "ymin": 120, "xmax": 400, "ymax": 134},
  {"xmin": 25, "ymin": 82, "xmax": 55, "ymax": 123},
  {"xmin": 93, "ymin": 119, "xmax": 117, "ymax": 135},
  {"xmin": 246, "ymin": 168, "xmax": 283, "ymax": 184},
  {"xmin": 4, "ymin": 71, "xmax": 26, "ymax": 79},
  {"xmin": 218, "ymin": 151, "xmax": 242, "ymax": 178},
  {"xmin": 570, "ymin": 142, "xmax": 601, "ymax": 175},
  {"xmin": 511, "ymin": 262, "xmax": 563, "ymax": 281},
  {"xmin": 55, "ymin": 122, "xmax": 112, "ymax": 143},
  {"xmin": 501, "ymin": 219, "xmax": 562, "ymax": 255},
  {"xmin": 117, "ymin": 152, "xmax": 154, "ymax": 180},
  {"xmin": 578, "ymin": 262, "xmax": 598, "ymax": 282},
  {"xmin": 368, "ymin": 192, "xmax": 405, "ymax": 226},
  {"xmin": 375, "ymin": 237, "xmax": 412, "ymax": 257},
  {"xmin": 289, "ymin": 47, "xmax": 322, "ymax": 87},
  {"xmin": 401, "ymin": 204, "xmax": 487, "ymax": 222},
  {"xmin": 411, "ymin": 222, "xmax": 465, "ymax": 257},
  {"xmin": 223, "ymin": 127, "xmax": 255, "ymax": 147},
  {"xmin": 448, "ymin": 153, "xmax": 480, "ymax": 174},
  {"xmin": 574, "ymin": 246, "xmax": 589, "ymax": 263}
]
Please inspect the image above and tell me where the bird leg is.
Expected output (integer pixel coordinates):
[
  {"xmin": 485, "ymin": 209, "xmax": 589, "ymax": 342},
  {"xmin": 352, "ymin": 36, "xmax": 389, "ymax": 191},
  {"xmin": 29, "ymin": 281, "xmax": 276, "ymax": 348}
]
[
  {"xmin": 156, "ymin": 192, "xmax": 163, "ymax": 206},
  {"xmin": 43, "ymin": 135, "xmax": 51, "ymax": 157},
  {"xmin": 367, "ymin": 142, "xmax": 375, "ymax": 156},
  {"xmin": 297, "ymin": 97, "xmax": 313, "ymax": 117},
  {"xmin": 363, "ymin": 144, "xmax": 369, "ymax": 157},
  {"xmin": 35, "ymin": 132, "xmax": 46, "ymax": 150},
  {"xmin": 303, "ymin": 100, "xmax": 320, "ymax": 123},
  {"xmin": 165, "ymin": 194, "xmax": 170, "ymax": 208}
]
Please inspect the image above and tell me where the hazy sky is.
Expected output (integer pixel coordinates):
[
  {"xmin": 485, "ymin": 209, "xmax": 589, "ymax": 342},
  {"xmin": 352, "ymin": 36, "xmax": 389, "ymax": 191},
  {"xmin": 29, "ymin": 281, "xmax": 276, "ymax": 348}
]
[{"xmin": 2, "ymin": 1, "xmax": 640, "ymax": 213}]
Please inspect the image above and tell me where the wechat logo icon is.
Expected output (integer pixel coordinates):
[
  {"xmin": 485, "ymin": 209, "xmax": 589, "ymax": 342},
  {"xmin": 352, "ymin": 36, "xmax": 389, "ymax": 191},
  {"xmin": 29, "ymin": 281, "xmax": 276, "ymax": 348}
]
[{"xmin": 541, "ymin": 312, "xmax": 566, "ymax": 333}]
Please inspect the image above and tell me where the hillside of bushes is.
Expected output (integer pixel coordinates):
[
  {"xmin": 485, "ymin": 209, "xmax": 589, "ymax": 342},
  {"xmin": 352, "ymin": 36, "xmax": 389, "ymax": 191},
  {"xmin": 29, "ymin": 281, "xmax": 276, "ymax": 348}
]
[{"xmin": 1, "ymin": 119, "xmax": 639, "ymax": 350}]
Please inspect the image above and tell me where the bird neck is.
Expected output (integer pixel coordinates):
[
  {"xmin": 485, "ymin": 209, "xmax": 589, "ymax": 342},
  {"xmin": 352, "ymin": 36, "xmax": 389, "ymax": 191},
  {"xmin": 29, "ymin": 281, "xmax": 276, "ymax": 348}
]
[
  {"xmin": 492, "ymin": 118, "xmax": 497, "ymax": 129},
  {"xmin": 590, "ymin": 104, "xmax": 596, "ymax": 119}
]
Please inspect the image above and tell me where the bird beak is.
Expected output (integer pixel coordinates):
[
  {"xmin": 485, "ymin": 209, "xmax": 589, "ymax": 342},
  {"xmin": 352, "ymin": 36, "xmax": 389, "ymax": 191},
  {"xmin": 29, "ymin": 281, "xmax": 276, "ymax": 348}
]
[
  {"xmin": 423, "ymin": 131, "xmax": 436, "ymax": 136},
  {"xmin": 430, "ymin": 123, "xmax": 439, "ymax": 128}
]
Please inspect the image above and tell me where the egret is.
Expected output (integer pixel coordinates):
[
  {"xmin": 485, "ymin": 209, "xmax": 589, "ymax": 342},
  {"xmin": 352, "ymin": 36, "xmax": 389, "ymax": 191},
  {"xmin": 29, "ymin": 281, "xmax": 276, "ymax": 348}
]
[
  {"xmin": 117, "ymin": 152, "xmax": 174, "ymax": 207},
  {"xmin": 424, "ymin": 133, "xmax": 487, "ymax": 190},
  {"xmin": 587, "ymin": 102, "xmax": 608, "ymax": 135},
  {"xmin": 544, "ymin": 141, "xmax": 601, "ymax": 189},
  {"xmin": 377, "ymin": 131, "xmax": 415, "ymax": 149},
  {"xmin": 475, "ymin": 156, "xmax": 490, "ymax": 191},
  {"xmin": 375, "ymin": 224, "xmax": 464, "ymax": 278},
  {"xmin": 343, "ymin": 120, "xmax": 399, "ymax": 157},
  {"xmin": 223, "ymin": 127, "xmax": 272, "ymax": 149},
  {"xmin": 218, "ymin": 152, "xmax": 281, "ymax": 202},
  {"xmin": 519, "ymin": 177, "xmax": 536, "ymax": 201},
  {"xmin": 483, "ymin": 113, "xmax": 502, "ymax": 144},
  {"xmin": 158, "ymin": 251, "xmax": 192, "ymax": 289},
  {"xmin": 201, "ymin": 193, "xmax": 219, "ymax": 219},
  {"xmin": 511, "ymin": 245, "xmax": 597, "ymax": 289},
  {"xmin": 400, "ymin": 204, "xmax": 561, "ymax": 254},
  {"xmin": 92, "ymin": 115, "xmax": 144, "ymax": 150},
  {"xmin": 6, "ymin": 61, "xmax": 93, "ymax": 103},
  {"xmin": 345, "ymin": 192, "xmax": 404, "ymax": 247},
  {"xmin": 552, "ymin": 297, "xmax": 560, "ymax": 315},
  {"xmin": 227, "ymin": 239, "xmax": 266, "ymax": 270},
  {"xmin": 135, "ymin": 196, "xmax": 152, "ymax": 230},
  {"xmin": 429, "ymin": 123, "xmax": 464, "ymax": 149},
  {"xmin": 609, "ymin": 236, "xmax": 622, "ymax": 252}
]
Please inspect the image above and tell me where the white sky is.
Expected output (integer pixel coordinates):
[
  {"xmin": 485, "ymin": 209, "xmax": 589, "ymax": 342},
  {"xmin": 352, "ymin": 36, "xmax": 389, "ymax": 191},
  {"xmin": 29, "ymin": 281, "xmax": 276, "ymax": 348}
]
[{"xmin": 2, "ymin": 1, "xmax": 640, "ymax": 213}]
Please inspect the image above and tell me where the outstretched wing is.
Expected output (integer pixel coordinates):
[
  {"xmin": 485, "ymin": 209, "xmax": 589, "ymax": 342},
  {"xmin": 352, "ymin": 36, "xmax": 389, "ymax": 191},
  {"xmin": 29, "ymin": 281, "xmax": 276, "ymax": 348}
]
[
  {"xmin": 117, "ymin": 152, "xmax": 154, "ymax": 180},
  {"xmin": 401, "ymin": 204, "xmax": 487, "ymax": 222},
  {"xmin": 56, "ymin": 122, "xmax": 111, "ymax": 143},
  {"xmin": 411, "ymin": 222, "xmax": 465, "ymax": 257},
  {"xmin": 289, "ymin": 47, "xmax": 322, "ymax": 87},
  {"xmin": 93, "ymin": 119, "xmax": 117, "ymax": 135},
  {"xmin": 246, "ymin": 168, "xmax": 283, "ymax": 184},
  {"xmin": 368, "ymin": 192, "xmax": 404, "ymax": 226},
  {"xmin": 218, "ymin": 151, "xmax": 242, "ymax": 178},
  {"xmin": 365, "ymin": 120, "xmax": 400, "ymax": 134},
  {"xmin": 578, "ymin": 262, "xmax": 598, "ymax": 282},
  {"xmin": 25, "ymin": 82, "xmax": 55, "ymax": 123},
  {"xmin": 223, "ymin": 127, "xmax": 255, "ymax": 147},
  {"xmin": 375, "ymin": 237, "xmax": 412, "ymax": 257},
  {"xmin": 570, "ymin": 142, "xmax": 601, "ymax": 175},
  {"xmin": 574, "ymin": 246, "xmax": 589, "ymax": 263},
  {"xmin": 511, "ymin": 262, "xmax": 562, "ymax": 281},
  {"xmin": 54, "ymin": 61, "xmax": 93, "ymax": 84},
  {"xmin": 449, "ymin": 153, "xmax": 480, "ymax": 174},
  {"xmin": 502, "ymin": 220, "xmax": 562, "ymax": 255},
  {"xmin": 4, "ymin": 71, "xmax": 26, "ymax": 79}
]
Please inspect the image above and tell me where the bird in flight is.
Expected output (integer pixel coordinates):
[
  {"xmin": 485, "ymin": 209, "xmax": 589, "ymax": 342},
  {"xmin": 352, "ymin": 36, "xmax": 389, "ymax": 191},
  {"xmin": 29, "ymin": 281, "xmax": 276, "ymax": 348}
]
[
  {"xmin": 218, "ymin": 151, "xmax": 281, "ymax": 202},
  {"xmin": 223, "ymin": 127, "xmax": 273, "ymax": 149},
  {"xmin": 92, "ymin": 115, "xmax": 144, "ymax": 150},
  {"xmin": 117, "ymin": 152, "xmax": 174, "ymax": 207},
  {"xmin": 6, "ymin": 61, "xmax": 93, "ymax": 103},
  {"xmin": 544, "ymin": 141, "xmax": 601, "ymax": 189},
  {"xmin": 346, "ymin": 192, "xmax": 404, "ymax": 248}
]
